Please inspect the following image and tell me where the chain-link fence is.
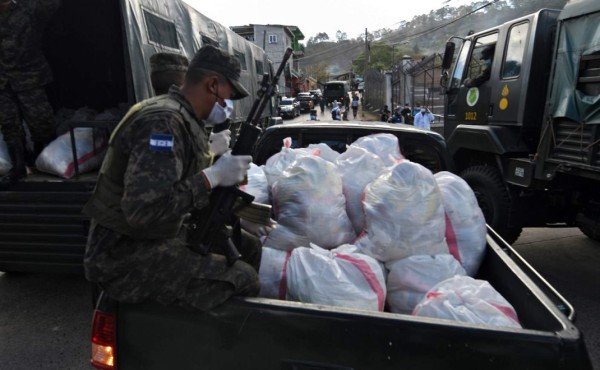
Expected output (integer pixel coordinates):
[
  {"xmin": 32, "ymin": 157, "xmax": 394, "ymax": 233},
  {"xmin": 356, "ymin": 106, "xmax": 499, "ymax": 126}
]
[{"xmin": 363, "ymin": 53, "xmax": 445, "ymax": 122}]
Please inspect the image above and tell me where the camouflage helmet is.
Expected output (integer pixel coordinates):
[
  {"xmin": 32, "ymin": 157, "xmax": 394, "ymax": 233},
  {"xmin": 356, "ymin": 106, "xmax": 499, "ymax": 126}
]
[
  {"xmin": 150, "ymin": 52, "xmax": 189, "ymax": 74},
  {"xmin": 187, "ymin": 45, "xmax": 249, "ymax": 100}
]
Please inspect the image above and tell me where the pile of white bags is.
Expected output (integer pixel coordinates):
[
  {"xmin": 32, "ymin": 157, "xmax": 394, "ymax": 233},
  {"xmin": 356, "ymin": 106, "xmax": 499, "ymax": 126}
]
[
  {"xmin": 413, "ymin": 275, "xmax": 521, "ymax": 328},
  {"xmin": 242, "ymin": 163, "xmax": 269, "ymax": 204},
  {"xmin": 0, "ymin": 133, "xmax": 12, "ymax": 175},
  {"xmin": 258, "ymin": 247, "xmax": 292, "ymax": 299},
  {"xmin": 356, "ymin": 160, "xmax": 448, "ymax": 262},
  {"xmin": 434, "ymin": 171, "xmax": 487, "ymax": 276},
  {"xmin": 286, "ymin": 244, "xmax": 386, "ymax": 312},
  {"xmin": 264, "ymin": 155, "xmax": 355, "ymax": 250},
  {"xmin": 35, "ymin": 128, "xmax": 108, "ymax": 179},
  {"xmin": 351, "ymin": 133, "xmax": 404, "ymax": 166},
  {"xmin": 306, "ymin": 143, "xmax": 340, "ymax": 163},
  {"xmin": 335, "ymin": 146, "xmax": 386, "ymax": 235},
  {"xmin": 386, "ymin": 254, "xmax": 466, "ymax": 313}
]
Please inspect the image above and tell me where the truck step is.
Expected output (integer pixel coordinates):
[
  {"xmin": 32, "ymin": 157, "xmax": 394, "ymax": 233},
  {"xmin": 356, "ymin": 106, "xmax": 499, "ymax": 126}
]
[
  {"xmin": 0, "ymin": 191, "xmax": 91, "ymax": 202},
  {"xmin": 0, "ymin": 240, "xmax": 85, "ymax": 253},
  {"xmin": 0, "ymin": 222, "xmax": 84, "ymax": 234},
  {"xmin": 0, "ymin": 203, "xmax": 84, "ymax": 214}
]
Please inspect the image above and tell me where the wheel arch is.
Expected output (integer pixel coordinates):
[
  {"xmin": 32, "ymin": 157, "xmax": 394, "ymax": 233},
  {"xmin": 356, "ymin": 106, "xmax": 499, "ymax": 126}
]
[{"xmin": 448, "ymin": 124, "xmax": 530, "ymax": 173}]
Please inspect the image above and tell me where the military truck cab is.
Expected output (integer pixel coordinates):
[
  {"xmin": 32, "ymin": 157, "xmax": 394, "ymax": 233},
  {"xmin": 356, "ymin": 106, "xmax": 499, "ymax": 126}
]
[
  {"xmin": 443, "ymin": 9, "xmax": 559, "ymax": 159},
  {"xmin": 441, "ymin": 1, "xmax": 600, "ymax": 243}
]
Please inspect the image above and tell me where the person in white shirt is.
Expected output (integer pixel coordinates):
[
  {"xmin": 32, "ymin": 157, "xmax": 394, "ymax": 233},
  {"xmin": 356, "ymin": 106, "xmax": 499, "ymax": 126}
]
[{"xmin": 413, "ymin": 107, "xmax": 434, "ymax": 130}]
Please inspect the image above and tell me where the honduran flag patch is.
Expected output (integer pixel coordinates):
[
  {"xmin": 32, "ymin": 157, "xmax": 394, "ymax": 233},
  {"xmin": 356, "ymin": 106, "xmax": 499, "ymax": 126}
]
[{"xmin": 149, "ymin": 134, "xmax": 174, "ymax": 152}]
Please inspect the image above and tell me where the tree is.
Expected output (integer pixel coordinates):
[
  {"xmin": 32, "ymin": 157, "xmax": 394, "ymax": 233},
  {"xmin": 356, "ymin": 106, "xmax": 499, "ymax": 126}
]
[
  {"xmin": 335, "ymin": 30, "xmax": 348, "ymax": 42},
  {"xmin": 307, "ymin": 32, "xmax": 330, "ymax": 46}
]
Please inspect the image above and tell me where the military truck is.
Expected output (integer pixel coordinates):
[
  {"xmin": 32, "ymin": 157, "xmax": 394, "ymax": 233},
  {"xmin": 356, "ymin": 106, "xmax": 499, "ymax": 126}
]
[
  {"xmin": 440, "ymin": 0, "xmax": 600, "ymax": 244},
  {"xmin": 0, "ymin": 0, "xmax": 274, "ymax": 273},
  {"xmin": 89, "ymin": 122, "xmax": 592, "ymax": 370}
]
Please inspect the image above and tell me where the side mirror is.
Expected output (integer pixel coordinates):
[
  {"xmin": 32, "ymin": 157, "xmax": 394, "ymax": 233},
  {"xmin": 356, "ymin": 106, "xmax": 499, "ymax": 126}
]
[
  {"xmin": 441, "ymin": 42, "xmax": 455, "ymax": 70},
  {"xmin": 440, "ymin": 71, "xmax": 450, "ymax": 91}
]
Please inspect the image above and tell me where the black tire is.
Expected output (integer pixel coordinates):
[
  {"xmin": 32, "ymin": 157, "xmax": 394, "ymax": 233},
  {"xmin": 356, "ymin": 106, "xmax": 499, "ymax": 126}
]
[{"xmin": 461, "ymin": 165, "xmax": 523, "ymax": 244}]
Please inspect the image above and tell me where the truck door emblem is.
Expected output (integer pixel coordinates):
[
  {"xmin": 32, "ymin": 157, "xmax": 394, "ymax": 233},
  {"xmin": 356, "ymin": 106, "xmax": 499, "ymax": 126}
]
[
  {"xmin": 466, "ymin": 88, "xmax": 479, "ymax": 107},
  {"xmin": 499, "ymin": 84, "xmax": 509, "ymax": 110}
]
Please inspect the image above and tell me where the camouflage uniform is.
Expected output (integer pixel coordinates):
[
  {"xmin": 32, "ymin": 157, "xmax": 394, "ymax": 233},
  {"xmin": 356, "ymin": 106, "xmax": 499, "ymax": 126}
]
[
  {"xmin": 83, "ymin": 87, "xmax": 261, "ymax": 311},
  {"xmin": 0, "ymin": 0, "xmax": 60, "ymax": 146}
]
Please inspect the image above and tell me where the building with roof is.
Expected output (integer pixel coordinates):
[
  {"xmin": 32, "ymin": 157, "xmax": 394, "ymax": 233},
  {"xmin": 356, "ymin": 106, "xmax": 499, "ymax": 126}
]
[{"xmin": 231, "ymin": 24, "xmax": 305, "ymax": 97}]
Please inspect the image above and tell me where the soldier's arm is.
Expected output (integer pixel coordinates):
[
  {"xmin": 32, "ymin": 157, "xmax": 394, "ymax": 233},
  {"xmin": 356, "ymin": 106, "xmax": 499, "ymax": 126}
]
[{"xmin": 119, "ymin": 113, "xmax": 211, "ymax": 229}]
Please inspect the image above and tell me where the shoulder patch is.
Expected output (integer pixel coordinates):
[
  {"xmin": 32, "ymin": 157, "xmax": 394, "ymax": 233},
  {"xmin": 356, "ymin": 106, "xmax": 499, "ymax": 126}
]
[{"xmin": 149, "ymin": 134, "xmax": 174, "ymax": 152}]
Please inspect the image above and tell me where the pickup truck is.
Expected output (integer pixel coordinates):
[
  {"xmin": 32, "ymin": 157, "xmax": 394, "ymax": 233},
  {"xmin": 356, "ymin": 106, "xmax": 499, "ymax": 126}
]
[{"xmin": 90, "ymin": 122, "xmax": 592, "ymax": 370}]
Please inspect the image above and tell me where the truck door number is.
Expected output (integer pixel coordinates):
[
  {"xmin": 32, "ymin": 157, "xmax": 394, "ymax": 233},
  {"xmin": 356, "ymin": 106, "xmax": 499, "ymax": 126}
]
[{"xmin": 465, "ymin": 112, "xmax": 477, "ymax": 121}]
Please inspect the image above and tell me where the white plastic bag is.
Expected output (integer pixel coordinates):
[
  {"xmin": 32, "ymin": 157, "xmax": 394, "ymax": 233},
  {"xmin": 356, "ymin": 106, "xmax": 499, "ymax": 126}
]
[
  {"xmin": 350, "ymin": 133, "xmax": 404, "ymax": 167},
  {"xmin": 264, "ymin": 155, "xmax": 356, "ymax": 250},
  {"xmin": 413, "ymin": 275, "xmax": 521, "ymax": 328},
  {"xmin": 356, "ymin": 160, "xmax": 448, "ymax": 262},
  {"xmin": 0, "ymin": 133, "xmax": 12, "ymax": 175},
  {"xmin": 335, "ymin": 146, "xmax": 386, "ymax": 234},
  {"xmin": 35, "ymin": 128, "xmax": 108, "ymax": 179},
  {"xmin": 286, "ymin": 244, "xmax": 386, "ymax": 311},
  {"xmin": 263, "ymin": 137, "xmax": 315, "ymax": 189},
  {"xmin": 258, "ymin": 247, "xmax": 292, "ymax": 299},
  {"xmin": 434, "ymin": 171, "xmax": 487, "ymax": 276},
  {"xmin": 307, "ymin": 143, "xmax": 340, "ymax": 163},
  {"xmin": 385, "ymin": 254, "xmax": 466, "ymax": 314},
  {"xmin": 241, "ymin": 163, "xmax": 269, "ymax": 204}
]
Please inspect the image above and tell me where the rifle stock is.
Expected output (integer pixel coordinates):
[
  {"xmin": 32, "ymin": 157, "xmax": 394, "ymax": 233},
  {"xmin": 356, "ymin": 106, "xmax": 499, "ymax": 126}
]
[{"xmin": 189, "ymin": 47, "xmax": 294, "ymax": 265}]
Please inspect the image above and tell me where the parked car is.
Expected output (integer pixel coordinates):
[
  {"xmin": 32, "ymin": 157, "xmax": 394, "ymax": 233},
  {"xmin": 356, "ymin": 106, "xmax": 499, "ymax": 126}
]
[
  {"xmin": 295, "ymin": 93, "xmax": 314, "ymax": 113},
  {"xmin": 358, "ymin": 82, "xmax": 365, "ymax": 93},
  {"xmin": 278, "ymin": 98, "xmax": 299, "ymax": 118},
  {"xmin": 308, "ymin": 89, "xmax": 322, "ymax": 97}
]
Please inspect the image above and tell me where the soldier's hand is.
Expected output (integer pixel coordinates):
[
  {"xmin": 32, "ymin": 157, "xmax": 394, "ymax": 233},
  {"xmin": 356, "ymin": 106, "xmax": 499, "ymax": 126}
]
[
  {"xmin": 202, "ymin": 151, "xmax": 252, "ymax": 188},
  {"xmin": 209, "ymin": 129, "xmax": 231, "ymax": 156}
]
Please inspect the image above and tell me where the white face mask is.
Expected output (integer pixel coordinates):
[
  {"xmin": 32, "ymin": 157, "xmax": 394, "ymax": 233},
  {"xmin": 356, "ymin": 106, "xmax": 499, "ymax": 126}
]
[
  {"xmin": 421, "ymin": 108, "xmax": 426, "ymax": 113},
  {"xmin": 206, "ymin": 99, "xmax": 233, "ymax": 126}
]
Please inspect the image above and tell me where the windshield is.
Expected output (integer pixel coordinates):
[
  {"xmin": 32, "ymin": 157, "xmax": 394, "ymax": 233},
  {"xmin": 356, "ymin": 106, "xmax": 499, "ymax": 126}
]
[
  {"xmin": 451, "ymin": 40, "xmax": 471, "ymax": 88},
  {"xmin": 325, "ymin": 84, "xmax": 345, "ymax": 91}
]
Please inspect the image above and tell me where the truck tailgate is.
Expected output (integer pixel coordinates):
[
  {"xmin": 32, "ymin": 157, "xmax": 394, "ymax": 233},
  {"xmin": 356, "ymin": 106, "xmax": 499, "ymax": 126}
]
[{"xmin": 115, "ymin": 229, "xmax": 592, "ymax": 370}]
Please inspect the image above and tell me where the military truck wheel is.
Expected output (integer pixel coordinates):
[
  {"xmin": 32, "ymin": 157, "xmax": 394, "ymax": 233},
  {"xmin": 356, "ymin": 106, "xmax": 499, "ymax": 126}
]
[{"xmin": 460, "ymin": 165, "xmax": 523, "ymax": 244}]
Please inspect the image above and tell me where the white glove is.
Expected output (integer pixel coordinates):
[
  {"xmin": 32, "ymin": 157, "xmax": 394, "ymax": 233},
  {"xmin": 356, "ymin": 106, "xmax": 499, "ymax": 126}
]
[
  {"xmin": 240, "ymin": 218, "xmax": 277, "ymax": 237},
  {"xmin": 202, "ymin": 151, "xmax": 252, "ymax": 189},
  {"xmin": 209, "ymin": 129, "xmax": 231, "ymax": 156}
]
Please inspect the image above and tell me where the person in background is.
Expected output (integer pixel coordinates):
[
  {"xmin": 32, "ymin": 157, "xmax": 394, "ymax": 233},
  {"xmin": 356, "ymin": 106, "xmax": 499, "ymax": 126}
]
[
  {"xmin": 412, "ymin": 103, "xmax": 422, "ymax": 117},
  {"xmin": 83, "ymin": 45, "xmax": 271, "ymax": 312},
  {"xmin": 414, "ymin": 106, "xmax": 435, "ymax": 130},
  {"xmin": 381, "ymin": 105, "xmax": 391, "ymax": 122},
  {"xmin": 331, "ymin": 100, "xmax": 341, "ymax": 121},
  {"xmin": 150, "ymin": 52, "xmax": 189, "ymax": 95},
  {"xmin": 400, "ymin": 103, "xmax": 412, "ymax": 125},
  {"xmin": 319, "ymin": 95, "xmax": 325, "ymax": 114},
  {"xmin": 351, "ymin": 94, "xmax": 359, "ymax": 119},
  {"xmin": 0, "ymin": 0, "xmax": 62, "ymax": 185},
  {"xmin": 464, "ymin": 44, "xmax": 495, "ymax": 87},
  {"xmin": 390, "ymin": 106, "xmax": 403, "ymax": 123}
]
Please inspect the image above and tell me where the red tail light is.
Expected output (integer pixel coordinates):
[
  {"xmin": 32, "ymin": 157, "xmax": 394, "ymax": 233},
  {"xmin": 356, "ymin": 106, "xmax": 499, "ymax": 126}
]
[{"xmin": 91, "ymin": 310, "xmax": 117, "ymax": 369}]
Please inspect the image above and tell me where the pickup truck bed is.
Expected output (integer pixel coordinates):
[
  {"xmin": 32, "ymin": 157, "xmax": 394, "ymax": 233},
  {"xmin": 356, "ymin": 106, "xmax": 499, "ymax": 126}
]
[{"xmin": 98, "ymin": 229, "xmax": 592, "ymax": 369}]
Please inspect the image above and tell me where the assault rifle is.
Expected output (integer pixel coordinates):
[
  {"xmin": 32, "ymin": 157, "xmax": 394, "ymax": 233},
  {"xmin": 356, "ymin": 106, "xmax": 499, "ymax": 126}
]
[{"xmin": 189, "ymin": 47, "xmax": 294, "ymax": 265}]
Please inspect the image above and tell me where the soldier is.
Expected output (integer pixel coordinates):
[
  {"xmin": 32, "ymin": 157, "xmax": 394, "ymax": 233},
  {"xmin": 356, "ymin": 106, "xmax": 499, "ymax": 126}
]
[
  {"xmin": 149, "ymin": 52, "xmax": 189, "ymax": 95},
  {"xmin": 0, "ymin": 0, "xmax": 61, "ymax": 184},
  {"xmin": 83, "ymin": 45, "xmax": 268, "ymax": 311}
]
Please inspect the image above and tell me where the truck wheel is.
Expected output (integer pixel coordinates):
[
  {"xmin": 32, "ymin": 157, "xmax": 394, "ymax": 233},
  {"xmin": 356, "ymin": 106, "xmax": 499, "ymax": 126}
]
[{"xmin": 460, "ymin": 165, "xmax": 523, "ymax": 244}]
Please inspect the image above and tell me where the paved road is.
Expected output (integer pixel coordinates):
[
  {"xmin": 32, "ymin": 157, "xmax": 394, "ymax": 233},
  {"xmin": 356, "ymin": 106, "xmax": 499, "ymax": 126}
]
[{"xmin": 0, "ymin": 227, "xmax": 598, "ymax": 369}]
